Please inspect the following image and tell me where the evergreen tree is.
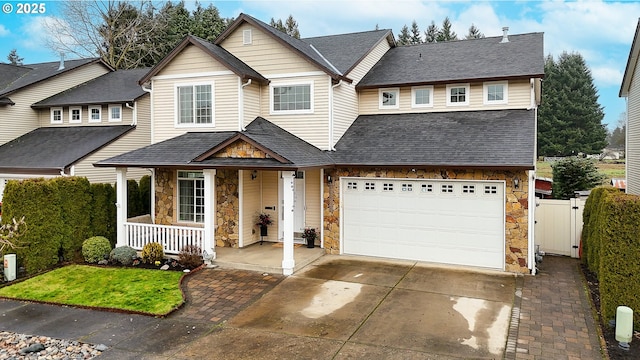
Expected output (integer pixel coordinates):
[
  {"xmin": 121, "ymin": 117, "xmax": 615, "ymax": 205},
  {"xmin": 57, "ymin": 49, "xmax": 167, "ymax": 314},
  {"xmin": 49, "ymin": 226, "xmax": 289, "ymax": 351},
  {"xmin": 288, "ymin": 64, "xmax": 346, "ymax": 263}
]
[
  {"xmin": 538, "ymin": 52, "xmax": 608, "ymax": 156},
  {"xmin": 551, "ymin": 157, "xmax": 604, "ymax": 199},
  {"xmin": 270, "ymin": 14, "xmax": 300, "ymax": 38},
  {"xmin": 608, "ymin": 112, "xmax": 626, "ymax": 150},
  {"xmin": 465, "ymin": 24, "xmax": 484, "ymax": 39},
  {"xmin": 424, "ymin": 21, "xmax": 438, "ymax": 43},
  {"xmin": 410, "ymin": 20, "xmax": 422, "ymax": 44},
  {"xmin": 7, "ymin": 49, "xmax": 23, "ymax": 65},
  {"xmin": 397, "ymin": 24, "xmax": 411, "ymax": 45},
  {"xmin": 436, "ymin": 17, "xmax": 457, "ymax": 42}
]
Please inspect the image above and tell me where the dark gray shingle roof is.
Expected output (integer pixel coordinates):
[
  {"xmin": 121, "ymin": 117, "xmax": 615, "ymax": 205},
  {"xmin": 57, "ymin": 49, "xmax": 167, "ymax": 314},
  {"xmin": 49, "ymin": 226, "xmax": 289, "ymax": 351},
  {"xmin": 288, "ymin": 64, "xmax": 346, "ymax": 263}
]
[
  {"xmin": 0, "ymin": 125, "xmax": 134, "ymax": 175},
  {"xmin": 303, "ymin": 30, "xmax": 394, "ymax": 75},
  {"xmin": 330, "ymin": 109, "xmax": 536, "ymax": 168},
  {"xmin": 96, "ymin": 117, "xmax": 334, "ymax": 169},
  {"xmin": 357, "ymin": 33, "xmax": 544, "ymax": 89},
  {"xmin": 32, "ymin": 68, "xmax": 150, "ymax": 108},
  {"xmin": 0, "ymin": 58, "xmax": 107, "ymax": 97}
]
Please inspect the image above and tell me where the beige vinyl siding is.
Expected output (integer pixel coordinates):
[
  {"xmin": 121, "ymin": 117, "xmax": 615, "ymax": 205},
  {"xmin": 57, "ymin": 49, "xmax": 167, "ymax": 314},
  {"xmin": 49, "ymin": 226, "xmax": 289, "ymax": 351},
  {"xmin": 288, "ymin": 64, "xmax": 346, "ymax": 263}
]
[
  {"xmin": 71, "ymin": 96, "xmax": 151, "ymax": 184},
  {"xmin": 243, "ymin": 82, "xmax": 261, "ymax": 127},
  {"xmin": 158, "ymin": 45, "xmax": 231, "ymax": 75},
  {"xmin": 220, "ymin": 23, "xmax": 319, "ymax": 75},
  {"xmin": 348, "ymin": 39, "xmax": 392, "ymax": 84},
  {"xmin": 0, "ymin": 63, "xmax": 110, "ymax": 144},
  {"xmin": 304, "ymin": 169, "xmax": 321, "ymax": 231},
  {"xmin": 152, "ymin": 74, "xmax": 240, "ymax": 143},
  {"xmin": 241, "ymin": 169, "xmax": 262, "ymax": 245},
  {"xmin": 260, "ymin": 75, "xmax": 331, "ymax": 150},
  {"xmin": 332, "ymin": 82, "xmax": 359, "ymax": 146},
  {"xmin": 260, "ymin": 171, "xmax": 279, "ymax": 242},
  {"xmin": 359, "ymin": 79, "xmax": 532, "ymax": 114},
  {"xmin": 627, "ymin": 64, "xmax": 640, "ymax": 194}
]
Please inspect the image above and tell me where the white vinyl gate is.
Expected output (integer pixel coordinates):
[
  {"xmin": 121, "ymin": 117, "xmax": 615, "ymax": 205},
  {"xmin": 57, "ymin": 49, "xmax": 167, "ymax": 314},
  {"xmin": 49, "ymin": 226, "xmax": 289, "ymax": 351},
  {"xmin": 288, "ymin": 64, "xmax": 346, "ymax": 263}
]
[
  {"xmin": 534, "ymin": 198, "xmax": 583, "ymax": 258},
  {"xmin": 342, "ymin": 178, "xmax": 505, "ymax": 270}
]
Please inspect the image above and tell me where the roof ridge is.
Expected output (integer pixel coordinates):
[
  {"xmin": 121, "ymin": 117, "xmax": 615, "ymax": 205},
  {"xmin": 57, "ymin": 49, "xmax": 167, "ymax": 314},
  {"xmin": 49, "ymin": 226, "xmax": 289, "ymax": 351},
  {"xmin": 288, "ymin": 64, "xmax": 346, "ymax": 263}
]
[{"xmin": 302, "ymin": 28, "xmax": 392, "ymax": 40}]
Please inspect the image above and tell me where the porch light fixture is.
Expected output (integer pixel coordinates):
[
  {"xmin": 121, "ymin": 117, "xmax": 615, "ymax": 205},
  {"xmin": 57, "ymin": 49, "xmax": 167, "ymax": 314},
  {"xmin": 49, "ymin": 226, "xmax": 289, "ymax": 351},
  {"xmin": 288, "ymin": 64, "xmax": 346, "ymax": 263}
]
[
  {"xmin": 327, "ymin": 175, "xmax": 332, "ymax": 184},
  {"xmin": 251, "ymin": 170, "xmax": 258, "ymax": 180},
  {"xmin": 513, "ymin": 178, "xmax": 519, "ymax": 189}
]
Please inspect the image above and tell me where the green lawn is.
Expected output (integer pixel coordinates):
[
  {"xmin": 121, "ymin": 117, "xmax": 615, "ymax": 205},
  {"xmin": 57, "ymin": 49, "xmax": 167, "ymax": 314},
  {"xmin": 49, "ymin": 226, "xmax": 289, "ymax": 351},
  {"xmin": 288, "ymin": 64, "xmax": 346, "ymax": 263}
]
[
  {"xmin": 536, "ymin": 160, "xmax": 625, "ymax": 183},
  {"xmin": 0, "ymin": 265, "xmax": 184, "ymax": 315}
]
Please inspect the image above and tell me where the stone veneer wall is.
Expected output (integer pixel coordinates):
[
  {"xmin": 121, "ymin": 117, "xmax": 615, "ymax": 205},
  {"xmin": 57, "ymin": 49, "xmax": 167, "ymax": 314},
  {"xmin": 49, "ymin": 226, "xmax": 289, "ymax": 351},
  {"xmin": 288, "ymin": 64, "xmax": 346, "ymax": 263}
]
[
  {"xmin": 154, "ymin": 168, "xmax": 240, "ymax": 248},
  {"xmin": 155, "ymin": 168, "xmax": 174, "ymax": 225},
  {"xmin": 213, "ymin": 140, "xmax": 267, "ymax": 158},
  {"xmin": 215, "ymin": 169, "xmax": 240, "ymax": 248},
  {"xmin": 323, "ymin": 168, "xmax": 531, "ymax": 274}
]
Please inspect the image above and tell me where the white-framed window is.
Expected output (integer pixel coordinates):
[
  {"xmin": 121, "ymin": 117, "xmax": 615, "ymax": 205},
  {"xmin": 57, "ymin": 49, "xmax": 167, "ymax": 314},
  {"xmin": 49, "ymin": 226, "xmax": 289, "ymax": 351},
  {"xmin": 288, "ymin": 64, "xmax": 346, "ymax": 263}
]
[
  {"xmin": 379, "ymin": 88, "xmax": 399, "ymax": 109},
  {"xmin": 411, "ymin": 86, "xmax": 433, "ymax": 108},
  {"xmin": 270, "ymin": 82, "xmax": 313, "ymax": 114},
  {"xmin": 69, "ymin": 107, "xmax": 82, "ymax": 123},
  {"xmin": 243, "ymin": 29, "xmax": 252, "ymax": 45},
  {"xmin": 175, "ymin": 83, "xmax": 214, "ymax": 126},
  {"xmin": 89, "ymin": 106, "xmax": 102, "ymax": 123},
  {"xmin": 109, "ymin": 105, "xmax": 122, "ymax": 122},
  {"xmin": 483, "ymin": 81, "xmax": 508, "ymax": 105},
  {"xmin": 50, "ymin": 107, "xmax": 63, "ymax": 124},
  {"xmin": 446, "ymin": 83, "xmax": 470, "ymax": 106},
  {"xmin": 177, "ymin": 171, "xmax": 205, "ymax": 223}
]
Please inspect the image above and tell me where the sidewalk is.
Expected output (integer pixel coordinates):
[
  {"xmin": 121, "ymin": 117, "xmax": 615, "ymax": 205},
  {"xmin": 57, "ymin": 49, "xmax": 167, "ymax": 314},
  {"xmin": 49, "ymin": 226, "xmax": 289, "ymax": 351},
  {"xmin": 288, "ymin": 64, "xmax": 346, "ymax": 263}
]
[{"xmin": 513, "ymin": 255, "xmax": 604, "ymax": 359}]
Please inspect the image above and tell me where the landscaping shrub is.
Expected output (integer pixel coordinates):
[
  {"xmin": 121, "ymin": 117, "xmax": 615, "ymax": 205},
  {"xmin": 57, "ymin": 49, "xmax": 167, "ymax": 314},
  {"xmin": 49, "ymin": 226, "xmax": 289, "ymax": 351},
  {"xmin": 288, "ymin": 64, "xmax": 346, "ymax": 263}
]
[
  {"xmin": 2, "ymin": 179, "xmax": 64, "ymax": 274},
  {"xmin": 178, "ymin": 245, "xmax": 203, "ymax": 269},
  {"xmin": 139, "ymin": 175, "xmax": 151, "ymax": 216},
  {"xmin": 90, "ymin": 183, "xmax": 116, "ymax": 246},
  {"xmin": 52, "ymin": 177, "xmax": 92, "ymax": 262},
  {"xmin": 141, "ymin": 242, "xmax": 164, "ymax": 264},
  {"xmin": 597, "ymin": 193, "xmax": 640, "ymax": 328},
  {"xmin": 82, "ymin": 236, "xmax": 112, "ymax": 263},
  {"xmin": 582, "ymin": 187, "xmax": 619, "ymax": 274},
  {"xmin": 109, "ymin": 245, "xmax": 137, "ymax": 266},
  {"xmin": 127, "ymin": 179, "xmax": 142, "ymax": 218}
]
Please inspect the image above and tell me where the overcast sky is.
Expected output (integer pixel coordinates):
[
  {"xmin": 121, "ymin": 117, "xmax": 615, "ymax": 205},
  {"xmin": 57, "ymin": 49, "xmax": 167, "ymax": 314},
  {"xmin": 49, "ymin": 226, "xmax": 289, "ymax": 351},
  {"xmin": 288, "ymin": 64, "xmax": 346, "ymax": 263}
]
[{"xmin": 1, "ymin": 0, "xmax": 638, "ymax": 130}]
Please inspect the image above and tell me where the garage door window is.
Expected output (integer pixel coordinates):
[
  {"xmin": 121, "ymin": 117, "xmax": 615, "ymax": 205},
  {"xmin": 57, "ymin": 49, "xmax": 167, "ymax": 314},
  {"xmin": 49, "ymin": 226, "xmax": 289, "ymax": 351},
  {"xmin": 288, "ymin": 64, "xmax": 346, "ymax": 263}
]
[
  {"xmin": 484, "ymin": 185, "xmax": 498, "ymax": 194},
  {"xmin": 383, "ymin": 183, "xmax": 394, "ymax": 191},
  {"xmin": 441, "ymin": 184, "xmax": 454, "ymax": 193},
  {"xmin": 401, "ymin": 183, "xmax": 413, "ymax": 192},
  {"xmin": 462, "ymin": 185, "xmax": 476, "ymax": 194},
  {"xmin": 365, "ymin": 182, "xmax": 375, "ymax": 190},
  {"xmin": 347, "ymin": 181, "xmax": 358, "ymax": 190},
  {"xmin": 421, "ymin": 184, "xmax": 433, "ymax": 192}
]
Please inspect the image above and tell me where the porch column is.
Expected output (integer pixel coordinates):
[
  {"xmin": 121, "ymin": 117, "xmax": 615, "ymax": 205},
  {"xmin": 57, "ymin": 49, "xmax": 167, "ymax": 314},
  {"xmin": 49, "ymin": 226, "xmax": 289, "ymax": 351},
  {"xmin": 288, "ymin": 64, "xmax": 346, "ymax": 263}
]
[
  {"xmin": 281, "ymin": 171, "xmax": 296, "ymax": 275},
  {"xmin": 115, "ymin": 167, "xmax": 128, "ymax": 248},
  {"xmin": 203, "ymin": 169, "xmax": 216, "ymax": 264}
]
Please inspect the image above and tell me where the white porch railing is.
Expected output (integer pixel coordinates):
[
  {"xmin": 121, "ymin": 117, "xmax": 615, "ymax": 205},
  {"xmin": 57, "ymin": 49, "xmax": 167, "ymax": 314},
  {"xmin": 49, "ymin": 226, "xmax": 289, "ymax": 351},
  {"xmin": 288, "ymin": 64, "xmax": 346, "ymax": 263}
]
[{"xmin": 125, "ymin": 222, "xmax": 204, "ymax": 255}]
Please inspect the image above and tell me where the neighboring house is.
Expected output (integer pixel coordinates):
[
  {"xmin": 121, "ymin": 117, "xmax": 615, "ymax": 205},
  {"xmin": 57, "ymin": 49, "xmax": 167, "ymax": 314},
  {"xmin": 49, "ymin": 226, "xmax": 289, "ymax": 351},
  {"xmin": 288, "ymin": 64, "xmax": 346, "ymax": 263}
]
[
  {"xmin": 97, "ymin": 14, "xmax": 544, "ymax": 275},
  {"xmin": 620, "ymin": 18, "xmax": 640, "ymax": 195},
  {"xmin": 610, "ymin": 178, "xmax": 626, "ymax": 191},
  {"xmin": 535, "ymin": 177, "xmax": 553, "ymax": 199},
  {"xmin": 0, "ymin": 66, "xmax": 152, "ymax": 200}
]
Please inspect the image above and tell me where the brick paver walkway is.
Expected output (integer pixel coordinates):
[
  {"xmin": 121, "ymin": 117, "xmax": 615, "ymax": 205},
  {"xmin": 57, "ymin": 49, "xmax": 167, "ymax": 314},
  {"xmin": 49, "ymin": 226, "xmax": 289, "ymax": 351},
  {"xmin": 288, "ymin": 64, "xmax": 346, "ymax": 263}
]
[
  {"xmin": 514, "ymin": 256, "xmax": 604, "ymax": 359},
  {"xmin": 175, "ymin": 268, "xmax": 284, "ymax": 323}
]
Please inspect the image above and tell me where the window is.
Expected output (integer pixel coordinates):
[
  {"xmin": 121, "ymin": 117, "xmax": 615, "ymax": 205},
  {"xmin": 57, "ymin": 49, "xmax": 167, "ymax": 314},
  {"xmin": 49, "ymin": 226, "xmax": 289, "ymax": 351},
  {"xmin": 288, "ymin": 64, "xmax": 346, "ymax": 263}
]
[
  {"xmin": 484, "ymin": 81, "xmax": 508, "ymax": 105},
  {"xmin": 379, "ymin": 88, "xmax": 399, "ymax": 109},
  {"xmin": 401, "ymin": 183, "xmax": 413, "ymax": 192},
  {"xmin": 177, "ymin": 84, "xmax": 213, "ymax": 125},
  {"xmin": 421, "ymin": 184, "xmax": 433, "ymax": 192},
  {"xmin": 69, "ymin": 107, "xmax": 82, "ymax": 123},
  {"xmin": 365, "ymin": 182, "xmax": 376, "ymax": 190},
  {"xmin": 271, "ymin": 83, "xmax": 313, "ymax": 114},
  {"xmin": 50, "ymin": 107, "xmax": 63, "ymax": 124},
  {"xmin": 441, "ymin": 184, "xmax": 454, "ymax": 193},
  {"xmin": 462, "ymin": 185, "xmax": 476, "ymax": 194},
  {"xmin": 484, "ymin": 185, "xmax": 498, "ymax": 194},
  {"xmin": 89, "ymin": 106, "xmax": 101, "ymax": 122},
  {"xmin": 243, "ymin": 29, "xmax": 252, "ymax": 45},
  {"xmin": 178, "ymin": 171, "xmax": 204, "ymax": 223},
  {"xmin": 109, "ymin": 105, "xmax": 122, "ymax": 122},
  {"xmin": 383, "ymin": 183, "xmax": 394, "ymax": 191},
  {"xmin": 411, "ymin": 86, "xmax": 433, "ymax": 108},
  {"xmin": 347, "ymin": 181, "xmax": 358, "ymax": 190},
  {"xmin": 446, "ymin": 83, "xmax": 470, "ymax": 106}
]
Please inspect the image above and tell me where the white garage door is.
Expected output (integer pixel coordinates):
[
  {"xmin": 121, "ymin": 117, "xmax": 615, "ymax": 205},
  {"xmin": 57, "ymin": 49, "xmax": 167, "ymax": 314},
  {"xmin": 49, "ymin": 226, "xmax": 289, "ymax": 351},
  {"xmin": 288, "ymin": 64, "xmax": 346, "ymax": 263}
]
[{"xmin": 342, "ymin": 178, "xmax": 505, "ymax": 270}]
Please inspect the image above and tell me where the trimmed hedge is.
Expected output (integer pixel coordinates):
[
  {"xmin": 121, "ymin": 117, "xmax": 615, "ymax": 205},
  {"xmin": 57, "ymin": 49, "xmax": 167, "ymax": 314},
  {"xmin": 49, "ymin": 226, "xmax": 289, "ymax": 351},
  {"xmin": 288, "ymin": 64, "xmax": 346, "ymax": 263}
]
[
  {"xmin": 596, "ymin": 193, "xmax": 640, "ymax": 328},
  {"xmin": 90, "ymin": 183, "xmax": 117, "ymax": 246},
  {"xmin": 139, "ymin": 175, "xmax": 151, "ymax": 217},
  {"xmin": 581, "ymin": 186, "xmax": 620, "ymax": 274},
  {"xmin": 127, "ymin": 179, "xmax": 142, "ymax": 218},
  {"xmin": 53, "ymin": 177, "xmax": 92, "ymax": 262}
]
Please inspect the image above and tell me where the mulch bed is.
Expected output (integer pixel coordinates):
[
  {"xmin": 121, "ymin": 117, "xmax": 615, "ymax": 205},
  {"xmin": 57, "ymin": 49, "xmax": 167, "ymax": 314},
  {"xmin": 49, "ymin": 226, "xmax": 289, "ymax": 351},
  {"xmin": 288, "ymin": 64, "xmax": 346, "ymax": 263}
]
[{"xmin": 581, "ymin": 264, "xmax": 640, "ymax": 359}]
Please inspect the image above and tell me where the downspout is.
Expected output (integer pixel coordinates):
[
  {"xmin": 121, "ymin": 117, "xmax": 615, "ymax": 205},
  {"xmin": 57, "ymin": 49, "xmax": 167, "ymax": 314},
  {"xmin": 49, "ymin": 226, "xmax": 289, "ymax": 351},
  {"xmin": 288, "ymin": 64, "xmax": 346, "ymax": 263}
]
[
  {"xmin": 625, "ymin": 97, "xmax": 629, "ymax": 193},
  {"xmin": 240, "ymin": 79, "xmax": 252, "ymax": 131},
  {"xmin": 125, "ymin": 102, "xmax": 136, "ymax": 126},
  {"xmin": 529, "ymin": 77, "xmax": 538, "ymax": 274},
  {"xmin": 329, "ymin": 80, "xmax": 343, "ymax": 150},
  {"xmin": 320, "ymin": 168, "xmax": 325, "ymax": 249},
  {"xmin": 142, "ymin": 82, "xmax": 153, "ymax": 143}
]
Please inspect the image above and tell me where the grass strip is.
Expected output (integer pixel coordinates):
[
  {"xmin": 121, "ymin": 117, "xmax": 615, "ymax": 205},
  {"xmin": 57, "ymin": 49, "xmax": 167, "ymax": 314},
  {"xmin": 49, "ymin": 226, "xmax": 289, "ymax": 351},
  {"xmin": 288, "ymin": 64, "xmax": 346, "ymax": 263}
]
[{"xmin": 0, "ymin": 265, "xmax": 184, "ymax": 315}]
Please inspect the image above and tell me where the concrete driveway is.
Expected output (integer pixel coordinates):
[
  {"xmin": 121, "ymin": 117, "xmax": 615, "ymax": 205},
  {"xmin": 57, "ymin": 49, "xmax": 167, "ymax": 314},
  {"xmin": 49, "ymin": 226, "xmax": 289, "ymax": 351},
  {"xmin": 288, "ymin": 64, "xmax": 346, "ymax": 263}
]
[{"xmin": 176, "ymin": 256, "xmax": 516, "ymax": 359}]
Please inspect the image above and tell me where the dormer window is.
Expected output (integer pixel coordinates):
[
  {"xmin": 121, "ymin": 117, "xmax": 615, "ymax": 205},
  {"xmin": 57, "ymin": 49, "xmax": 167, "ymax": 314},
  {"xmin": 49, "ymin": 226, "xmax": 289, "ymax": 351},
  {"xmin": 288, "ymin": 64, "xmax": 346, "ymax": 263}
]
[
  {"xmin": 109, "ymin": 105, "xmax": 122, "ymax": 122},
  {"xmin": 379, "ymin": 88, "xmax": 399, "ymax": 109},
  {"xmin": 51, "ymin": 108, "xmax": 63, "ymax": 124},
  {"xmin": 89, "ymin": 106, "xmax": 101, "ymax": 122},
  {"xmin": 483, "ymin": 81, "xmax": 508, "ymax": 105},
  {"xmin": 446, "ymin": 83, "xmax": 470, "ymax": 106},
  {"xmin": 411, "ymin": 86, "xmax": 433, "ymax": 108},
  {"xmin": 69, "ymin": 107, "xmax": 82, "ymax": 123}
]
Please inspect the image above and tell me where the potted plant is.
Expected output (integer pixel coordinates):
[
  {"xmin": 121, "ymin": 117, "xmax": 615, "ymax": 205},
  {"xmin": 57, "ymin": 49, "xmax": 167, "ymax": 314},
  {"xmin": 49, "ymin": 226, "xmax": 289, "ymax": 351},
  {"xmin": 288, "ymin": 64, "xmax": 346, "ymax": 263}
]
[
  {"xmin": 301, "ymin": 227, "xmax": 317, "ymax": 248},
  {"xmin": 256, "ymin": 213, "xmax": 272, "ymax": 237}
]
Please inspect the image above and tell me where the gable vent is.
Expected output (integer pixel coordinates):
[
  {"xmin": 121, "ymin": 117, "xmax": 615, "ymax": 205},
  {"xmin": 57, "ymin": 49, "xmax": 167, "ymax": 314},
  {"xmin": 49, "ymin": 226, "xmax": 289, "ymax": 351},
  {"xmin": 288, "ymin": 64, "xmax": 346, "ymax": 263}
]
[{"xmin": 243, "ymin": 29, "xmax": 252, "ymax": 45}]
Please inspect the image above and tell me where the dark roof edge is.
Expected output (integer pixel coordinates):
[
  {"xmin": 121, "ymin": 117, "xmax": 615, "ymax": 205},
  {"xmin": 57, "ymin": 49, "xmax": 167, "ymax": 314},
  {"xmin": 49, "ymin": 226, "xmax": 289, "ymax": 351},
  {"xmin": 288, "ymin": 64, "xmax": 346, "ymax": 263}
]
[
  {"xmin": 330, "ymin": 163, "xmax": 535, "ymax": 170},
  {"xmin": 620, "ymin": 18, "xmax": 640, "ymax": 97},
  {"xmin": 31, "ymin": 93, "xmax": 149, "ymax": 109},
  {"xmin": 0, "ymin": 167, "xmax": 64, "ymax": 175},
  {"xmin": 356, "ymin": 74, "xmax": 544, "ymax": 90}
]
